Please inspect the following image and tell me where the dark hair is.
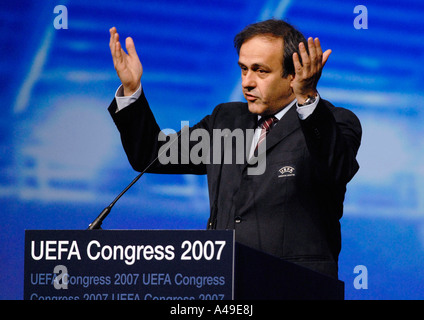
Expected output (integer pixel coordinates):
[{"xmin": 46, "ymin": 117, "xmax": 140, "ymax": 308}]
[{"xmin": 234, "ymin": 19, "xmax": 307, "ymax": 77}]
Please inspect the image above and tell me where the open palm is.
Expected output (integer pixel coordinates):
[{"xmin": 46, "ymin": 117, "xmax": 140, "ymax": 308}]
[{"xmin": 109, "ymin": 27, "xmax": 143, "ymax": 96}]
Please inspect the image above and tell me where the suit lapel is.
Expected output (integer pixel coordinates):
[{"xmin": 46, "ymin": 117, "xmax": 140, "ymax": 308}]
[
  {"xmin": 219, "ymin": 103, "xmax": 300, "ymax": 173},
  {"xmin": 238, "ymin": 111, "xmax": 257, "ymax": 160},
  {"xmin": 264, "ymin": 105, "xmax": 300, "ymax": 152},
  {"xmin": 239, "ymin": 105, "xmax": 301, "ymax": 173}
]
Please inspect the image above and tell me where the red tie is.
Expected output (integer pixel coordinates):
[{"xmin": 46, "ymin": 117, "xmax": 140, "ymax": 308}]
[{"xmin": 256, "ymin": 116, "xmax": 278, "ymax": 150}]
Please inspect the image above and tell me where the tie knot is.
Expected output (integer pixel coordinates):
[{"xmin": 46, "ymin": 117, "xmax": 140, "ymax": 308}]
[
  {"xmin": 255, "ymin": 116, "xmax": 278, "ymax": 152},
  {"xmin": 260, "ymin": 116, "xmax": 278, "ymax": 130}
]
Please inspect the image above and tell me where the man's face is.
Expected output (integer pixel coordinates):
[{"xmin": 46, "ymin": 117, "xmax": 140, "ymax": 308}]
[{"xmin": 238, "ymin": 35, "xmax": 295, "ymax": 116}]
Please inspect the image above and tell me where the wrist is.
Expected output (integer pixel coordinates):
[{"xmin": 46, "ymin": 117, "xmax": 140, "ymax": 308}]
[
  {"xmin": 297, "ymin": 91, "xmax": 318, "ymax": 106},
  {"xmin": 123, "ymin": 82, "xmax": 140, "ymax": 96}
]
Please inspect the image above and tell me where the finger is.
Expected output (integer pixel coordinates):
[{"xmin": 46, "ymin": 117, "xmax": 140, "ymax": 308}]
[
  {"xmin": 115, "ymin": 39, "xmax": 125, "ymax": 66},
  {"xmin": 314, "ymin": 37, "xmax": 323, "ymax": 68},
  {"xmin": 322, "ymin": 49, "xmax": 332, "ymax": 67},
  {"xmin": 125, "ymin": 37, "xmax": 139, "ymax": 59},
  {"xmin": 112, "ymin": 33, "xmax": 122, "ymax": 66},
  {"xmin": 307, "ymin": 37, "xmax": 317, "ymax": 66},
  {"xmin": 109, "ymin": 27, "xmax": 115, "ymax": 49},
  {"xmin": 299, "ymin": 42, "xmax": 310, "ymax": 70},
  {"xmin": 109, "ymin": 29, "xmax": 118, "ymax": 65},
  {"xmin": 110, "ymin": 31, "xmax": 119, "ymax": 55},
  {"xmin": 292, "ymin": 52, "xmax": 302, "ymax": 74},
  {"xmin": 109, "ymin": 27, "xmax": 116, "ymax": 38},
  {"xmin": 109, "ymin": 28, "xmax": 116, "ymax": 54},
  {"xmin": 314, "ymin": 37, "xmax": 323, "ymax": 57}
]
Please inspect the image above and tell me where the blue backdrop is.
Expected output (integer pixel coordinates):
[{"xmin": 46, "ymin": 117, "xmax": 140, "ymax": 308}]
[{"xmin": 1, "ymin": 0, "xmax": 424, "ymax": 300}]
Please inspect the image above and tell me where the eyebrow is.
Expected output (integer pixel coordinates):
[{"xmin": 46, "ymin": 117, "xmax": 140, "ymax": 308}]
[{"xmin": 238, "ymin": 61, "xmax": 271, "ymax": 70}]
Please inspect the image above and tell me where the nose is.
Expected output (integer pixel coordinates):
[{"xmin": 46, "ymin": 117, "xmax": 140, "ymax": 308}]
[{"xmin": 242, "ymin": 70, "xmax": 256, "ymax": 90}]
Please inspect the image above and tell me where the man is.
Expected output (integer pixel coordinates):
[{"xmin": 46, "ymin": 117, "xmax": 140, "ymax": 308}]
[{"xmin": 107, "ymin": 19, "xmax": 362, "ymax": 279}]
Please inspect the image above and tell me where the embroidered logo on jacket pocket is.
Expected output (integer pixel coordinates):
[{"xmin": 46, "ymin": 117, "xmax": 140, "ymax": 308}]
[{"xmin": 278, "ymin": 166, "xmax": 295, "ymax": 178}]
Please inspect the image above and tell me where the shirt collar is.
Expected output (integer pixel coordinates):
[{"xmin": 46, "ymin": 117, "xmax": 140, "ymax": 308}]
[{"xmin": 257, "ymin": 98, "xmax": 297, "ymax": 124}]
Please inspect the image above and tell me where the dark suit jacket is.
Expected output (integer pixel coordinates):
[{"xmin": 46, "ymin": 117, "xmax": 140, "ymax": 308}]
[{"xmin": 108, "ymin": 90, "xmax": 362, "ymax": 279}]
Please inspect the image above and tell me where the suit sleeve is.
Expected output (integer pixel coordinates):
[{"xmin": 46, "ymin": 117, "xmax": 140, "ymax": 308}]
[
  {"xmin": 299, "ymin": 99, "xmax": 362, "ymax": 187},
  {"xmin": 108, "ymin": 89, "xmax": 210, "ymax": 175}
]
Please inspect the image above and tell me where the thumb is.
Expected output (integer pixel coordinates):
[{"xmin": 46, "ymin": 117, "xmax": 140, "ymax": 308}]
[
  {"xmin": 322, "ymin": 49, "xmax": 332, "ymax": 68},
  {"xmin": 125, "ymin": 37, "xmax": 139, "ymax": 58}
]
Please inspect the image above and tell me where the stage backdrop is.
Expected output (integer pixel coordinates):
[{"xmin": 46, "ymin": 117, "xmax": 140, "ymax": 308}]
[{"xmin": 1, "ymin": 0, "xmax": 423, "ymax": 299}]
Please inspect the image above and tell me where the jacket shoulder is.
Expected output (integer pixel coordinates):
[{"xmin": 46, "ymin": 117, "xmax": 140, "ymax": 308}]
[
  {"xmin": 321, "ymin": 99, "xmax": 359, "ymax": 120},
  {"xmin": 211, "ymin": 101, "xmax": 249, "ymax": 117}
]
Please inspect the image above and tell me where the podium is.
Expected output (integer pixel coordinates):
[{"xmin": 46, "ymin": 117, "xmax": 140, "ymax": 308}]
[{"xmin": 24, "ymin": 230, "xmax": 344, "ymax": 300}]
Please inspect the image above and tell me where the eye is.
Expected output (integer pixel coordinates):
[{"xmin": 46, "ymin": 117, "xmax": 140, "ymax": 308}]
[
  {"xmin": 240, "ymin": 66, "xmax": 248, "ymax": 75},
  {"xmin": 257, "ymin": 68, "xmax": 270, "ymax": 74}
]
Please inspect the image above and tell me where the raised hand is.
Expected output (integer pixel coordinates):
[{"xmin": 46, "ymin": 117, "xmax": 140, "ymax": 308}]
[
  {"xmin": 291, "ymin": 37, "xmax": 331, "ymax": 104},
  {"xmin": 109, "ymin": 27, "xmax": 143, "ymax": 96}
]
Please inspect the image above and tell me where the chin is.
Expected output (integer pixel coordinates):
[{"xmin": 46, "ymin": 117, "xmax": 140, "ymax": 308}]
[{"xmin": 247, "ymin": 101, "xmax": 266, "ymax": 115}]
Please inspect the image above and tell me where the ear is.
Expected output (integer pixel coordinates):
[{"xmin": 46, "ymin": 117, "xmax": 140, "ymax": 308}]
[{"xmin": 287, "ymin": 73, "xmax": 295, "ymax": 88}]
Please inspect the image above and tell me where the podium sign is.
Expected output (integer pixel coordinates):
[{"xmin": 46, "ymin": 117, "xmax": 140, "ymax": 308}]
[{"xmin": 24, "ymin": 230, "xmax": 235, "ymax": 300}]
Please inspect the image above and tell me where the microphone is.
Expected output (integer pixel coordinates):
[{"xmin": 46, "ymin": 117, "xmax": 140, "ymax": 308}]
[
  {"xmin": 87, "ymin": 171, "xmax": 144, "ymax": 230},
  {"xmin": 87, "ymin": 130, "xmax": 182, "ymax": 230}
]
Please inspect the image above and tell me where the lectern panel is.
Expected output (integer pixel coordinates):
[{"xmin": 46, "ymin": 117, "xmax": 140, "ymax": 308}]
[{"xmin": 24, "ymin": 230, "xmax": 235, "ymax": 300}]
